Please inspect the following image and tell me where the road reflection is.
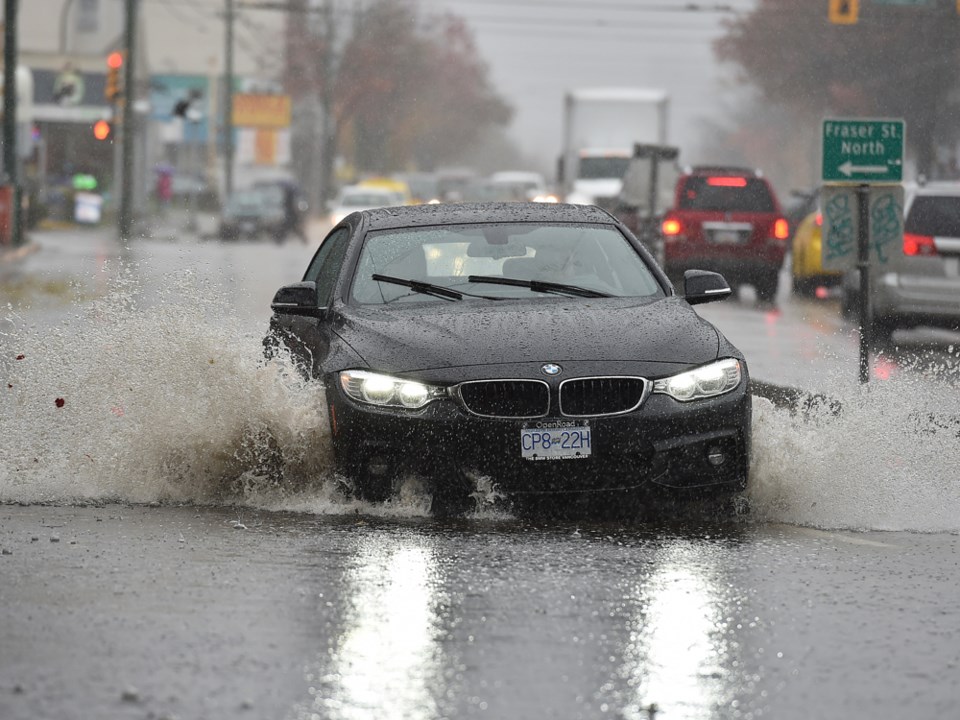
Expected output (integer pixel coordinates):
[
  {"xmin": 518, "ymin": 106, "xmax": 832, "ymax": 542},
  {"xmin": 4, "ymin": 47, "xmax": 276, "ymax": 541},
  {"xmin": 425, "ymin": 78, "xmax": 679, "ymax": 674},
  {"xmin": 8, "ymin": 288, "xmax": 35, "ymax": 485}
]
[
  {"xmin": 303, "ymin": 536, "xmax": 447, "ymax": 720},
  {"xmin": 619, "ymin": 539, "xmax": 738, "ymax": 719}
]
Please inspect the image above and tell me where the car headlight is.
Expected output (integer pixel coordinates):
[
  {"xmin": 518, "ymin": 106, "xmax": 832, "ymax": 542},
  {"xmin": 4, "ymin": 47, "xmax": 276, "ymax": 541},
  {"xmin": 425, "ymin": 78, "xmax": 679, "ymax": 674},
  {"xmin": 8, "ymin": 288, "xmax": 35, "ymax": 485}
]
[
  {"xmin": 338, "ymin": 370, "xmax": 446, "ymax": 409},
  {"xmin": 652, "ymin": 359, "xmax": 742, "ymax": 402}
]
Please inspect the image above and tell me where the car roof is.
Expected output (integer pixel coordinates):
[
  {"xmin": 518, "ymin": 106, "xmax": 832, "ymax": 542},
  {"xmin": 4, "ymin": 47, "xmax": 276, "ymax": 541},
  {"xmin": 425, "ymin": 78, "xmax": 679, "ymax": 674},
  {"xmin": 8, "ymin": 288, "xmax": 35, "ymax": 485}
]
[
  {"xmin": 906, "ymin": 181, "xmax": 960, "ymax": 197},
  {"xmin": 490, "ymin": 171, "xmax": 545, "ymax": 183},
  {"xmin": 684, "ymin": 166, "xmax": 761, "ymax": 178},
  {"xmin": 359, "ymin": 202, "xmax": 616, "ymax": 230}
]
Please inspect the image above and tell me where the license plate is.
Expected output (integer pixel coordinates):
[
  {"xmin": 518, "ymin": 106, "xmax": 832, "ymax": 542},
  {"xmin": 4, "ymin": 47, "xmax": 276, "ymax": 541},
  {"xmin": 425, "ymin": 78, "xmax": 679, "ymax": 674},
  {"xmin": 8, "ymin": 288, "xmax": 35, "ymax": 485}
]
[
  {"xmin": 521, "ymin": 422, "xmax": 592, "ymax": 461},
  {"xmin": 710, "ymin": 230, "xmax": 742, "ymax": 244}
]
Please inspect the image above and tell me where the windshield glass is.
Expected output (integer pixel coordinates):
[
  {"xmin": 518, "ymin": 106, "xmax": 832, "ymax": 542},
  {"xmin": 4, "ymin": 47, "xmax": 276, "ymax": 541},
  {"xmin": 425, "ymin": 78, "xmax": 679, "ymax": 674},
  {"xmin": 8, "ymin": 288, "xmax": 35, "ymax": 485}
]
[
  {"xmin": 577, "ymin": 156, "xmax": 631, "ymax": 180},
  {"xmin": 351, "ymin": 223, "xmax": 663, "ymax": 304},
  {"xmin": 905, "ymin": 195, "xmax": 960, "ymax": 237},
  {"xmin": 339, "ymin": 191, "xmax": 396, "ymax": 207},
  {"xmin": 678, "ymin": 177, "xmax": 775, "ymax": 212}
]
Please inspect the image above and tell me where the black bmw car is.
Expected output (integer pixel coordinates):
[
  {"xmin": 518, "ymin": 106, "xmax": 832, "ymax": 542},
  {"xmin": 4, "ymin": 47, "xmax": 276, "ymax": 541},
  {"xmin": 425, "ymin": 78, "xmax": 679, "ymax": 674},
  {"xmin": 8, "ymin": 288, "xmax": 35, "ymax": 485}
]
[{"xmin": 265, "ymin": 202, "xmax": 750, "ymax": 513}]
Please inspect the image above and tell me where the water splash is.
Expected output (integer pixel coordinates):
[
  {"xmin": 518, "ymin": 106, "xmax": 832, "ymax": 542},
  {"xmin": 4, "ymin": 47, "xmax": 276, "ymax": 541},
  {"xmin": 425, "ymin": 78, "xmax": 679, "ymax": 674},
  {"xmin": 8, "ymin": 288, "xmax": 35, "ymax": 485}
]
[
  {"xmin": 3, "ymin": 269, "xmax": 960, "ymax": 531},
  {"xmin": 1, "ymin": 269, "xmax": 336, "ymax": 508},
  {"xmin": 749, "ymin": 375, "xmax": 960, "ymax": 532}
]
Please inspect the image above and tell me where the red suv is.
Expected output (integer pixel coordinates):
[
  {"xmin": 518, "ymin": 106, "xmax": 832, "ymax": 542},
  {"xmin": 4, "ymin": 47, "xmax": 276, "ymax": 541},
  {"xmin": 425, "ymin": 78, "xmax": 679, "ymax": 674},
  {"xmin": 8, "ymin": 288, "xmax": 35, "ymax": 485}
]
[{"xmin": 660, "ymin": 167, "xmax": 789, "ymax": 302}]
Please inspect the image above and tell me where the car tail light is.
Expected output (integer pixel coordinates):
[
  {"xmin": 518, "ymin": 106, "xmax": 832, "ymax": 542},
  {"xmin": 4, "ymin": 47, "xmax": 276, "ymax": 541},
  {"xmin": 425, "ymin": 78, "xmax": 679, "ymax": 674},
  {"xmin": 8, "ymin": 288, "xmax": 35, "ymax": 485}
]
[
  {"xmin": 773, "ymin": 218, "xmax": 789, "ymax": 240},
  {"xmin": 706, "ymin": 176, "xmax": 748, "ymax": 187},
  {"xmin": 904, "ymin": 232, "xmax": 937, "ymax": 257},
  {"xmin": 815, "ymin": 212, "xmax": 823, "ymax": 227},
  {"xmin": 661, "ymin": 217, "xmax": 682, "ymax": 237}
]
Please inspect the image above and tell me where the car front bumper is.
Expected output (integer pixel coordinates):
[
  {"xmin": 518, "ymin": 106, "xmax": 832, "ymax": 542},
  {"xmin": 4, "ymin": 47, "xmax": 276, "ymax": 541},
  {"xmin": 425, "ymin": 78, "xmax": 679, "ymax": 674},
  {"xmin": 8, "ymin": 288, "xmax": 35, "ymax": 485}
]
[{"xmin": 329, "ymin": 379, "xmax": 751, "ymax": 496}]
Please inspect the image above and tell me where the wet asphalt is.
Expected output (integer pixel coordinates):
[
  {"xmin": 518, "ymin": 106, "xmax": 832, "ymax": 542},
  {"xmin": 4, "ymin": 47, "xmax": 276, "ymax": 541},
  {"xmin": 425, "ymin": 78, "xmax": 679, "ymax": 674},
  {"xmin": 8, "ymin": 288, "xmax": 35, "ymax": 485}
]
[
  {"xmin": 2, "ymin": 505, "xmax": 959, "ymax": 720},
  {"xmin": 3, "ymin": 228, "xmax": 960, "ymax": 719}
]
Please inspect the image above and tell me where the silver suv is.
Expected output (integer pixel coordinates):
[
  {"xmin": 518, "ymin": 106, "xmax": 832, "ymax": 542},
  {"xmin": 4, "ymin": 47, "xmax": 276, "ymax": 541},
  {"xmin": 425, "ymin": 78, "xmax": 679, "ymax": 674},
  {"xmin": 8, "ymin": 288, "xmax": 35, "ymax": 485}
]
[{"xmin": 842, "ymin": 182, "xmax": 960, "ymax": 344}]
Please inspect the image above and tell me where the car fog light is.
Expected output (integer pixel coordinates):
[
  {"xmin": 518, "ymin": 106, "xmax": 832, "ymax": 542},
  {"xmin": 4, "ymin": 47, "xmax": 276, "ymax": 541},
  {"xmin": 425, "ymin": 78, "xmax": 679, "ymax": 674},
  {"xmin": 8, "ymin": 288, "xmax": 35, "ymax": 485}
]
[{"xmin": 706, "ymin": 446, "xmax": 726, "ymax": 466}]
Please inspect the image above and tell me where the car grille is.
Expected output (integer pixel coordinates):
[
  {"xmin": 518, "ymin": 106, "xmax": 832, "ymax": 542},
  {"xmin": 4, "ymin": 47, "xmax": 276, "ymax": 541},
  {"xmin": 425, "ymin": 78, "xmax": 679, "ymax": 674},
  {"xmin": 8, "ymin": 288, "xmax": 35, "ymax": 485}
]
[
  {"xmin": 457, "ymin": 380, "xmax": 550, "ymax": 418},
  {"xmin": 559, "ymin": 377, "xmax": 649, "ymax": 417}
]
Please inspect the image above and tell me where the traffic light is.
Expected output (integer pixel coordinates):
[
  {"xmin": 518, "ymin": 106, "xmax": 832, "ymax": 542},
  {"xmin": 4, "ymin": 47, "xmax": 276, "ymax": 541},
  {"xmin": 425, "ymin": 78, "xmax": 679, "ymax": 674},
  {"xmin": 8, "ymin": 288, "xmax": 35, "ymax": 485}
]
[
  {"xmin": 105, "ymin": 51, "xmax": 124, "ymax": 102},
  {"xmin": 93, "ymin": 119, "xmax": 112, "ymax": 141},
  {"xmin": 829, "ymin": 0, "xmax": 859, "ymax": 24}
]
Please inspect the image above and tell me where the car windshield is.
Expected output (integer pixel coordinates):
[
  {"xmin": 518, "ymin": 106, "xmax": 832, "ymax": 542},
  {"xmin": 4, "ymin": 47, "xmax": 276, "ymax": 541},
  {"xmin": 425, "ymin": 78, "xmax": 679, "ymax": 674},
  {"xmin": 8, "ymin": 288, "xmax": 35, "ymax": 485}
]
[
  {"xmin": 351, "ymin": 223, "xmax": 664, "ymax": 304},
  {"xmin": 905, "ymin": 195, "xmax": 960, "ymax": 237},
  {"xmin": 225, "ymin": 190, "xmax": 265, "ymax": 213},
  {"xmin": 678, "ymin": 176, "xmax": 775, "ymax": 212},
  {"xmin": 577, "ymin": 156, "xmax": 631, "ymax": 180},
  {"xmin": 339, "ymin": 191, "xmax": 397, "ymax": 207}
]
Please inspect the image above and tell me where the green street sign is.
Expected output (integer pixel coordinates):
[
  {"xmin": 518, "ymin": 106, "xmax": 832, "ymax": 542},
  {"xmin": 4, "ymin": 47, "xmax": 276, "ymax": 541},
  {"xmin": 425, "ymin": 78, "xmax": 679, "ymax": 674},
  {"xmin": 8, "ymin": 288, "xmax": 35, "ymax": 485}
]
[{"xmin": 822, "ymin": 118, "xmax": 905, "ymax": 183}]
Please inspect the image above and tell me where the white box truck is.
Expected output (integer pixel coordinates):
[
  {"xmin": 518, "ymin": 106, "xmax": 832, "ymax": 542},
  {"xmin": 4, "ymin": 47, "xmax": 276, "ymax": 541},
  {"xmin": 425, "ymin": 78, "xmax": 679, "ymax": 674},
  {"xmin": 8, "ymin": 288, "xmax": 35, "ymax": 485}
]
[{"xmin": 561, "ymin": 88, "xmax": 669, "ymax": 208}]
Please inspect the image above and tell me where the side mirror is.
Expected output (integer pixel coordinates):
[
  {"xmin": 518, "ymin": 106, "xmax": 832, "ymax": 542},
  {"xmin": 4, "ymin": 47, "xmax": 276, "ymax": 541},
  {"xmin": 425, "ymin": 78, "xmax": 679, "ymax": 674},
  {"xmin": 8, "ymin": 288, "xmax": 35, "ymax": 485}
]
[
  {"xmin": 271, "ymin": 281, "xmax": 323, "ymax": 317},
  {"xmin": 683, "ymin": 269, "xmax": 732, "ymax": 305}
]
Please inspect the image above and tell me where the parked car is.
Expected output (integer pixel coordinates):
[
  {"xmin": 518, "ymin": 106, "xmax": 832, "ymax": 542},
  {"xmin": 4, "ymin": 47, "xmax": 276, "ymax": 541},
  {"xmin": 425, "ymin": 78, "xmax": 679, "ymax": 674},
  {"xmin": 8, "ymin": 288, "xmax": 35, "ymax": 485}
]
[
  {"xmin": 171, "ymin": 174, "xmax": 220, "ymax": 212},
  {"xmin": 791, "ymin": 205, "xmax": 842, "ymax": 295},
  {"xmin": 841, "ymin": 181, "xmax": 960, "ymax": 345},
  {"xmin": 660, "ymin": 167, "xmax": 789, "ymax": 302},
  {"xmin": 329, "ymin": 185, "xmax": 404, "ymax": 225},
  {"xmin": 488, "ymin": 171, "xmax": 551, "ymax": 202},
  {"xmin": 264, "ymin": 202, "xmax": 750, "ymax": 515},
  {"xmin": 219, "ymin": 186, "xmax": 286, "ymax": 241}
]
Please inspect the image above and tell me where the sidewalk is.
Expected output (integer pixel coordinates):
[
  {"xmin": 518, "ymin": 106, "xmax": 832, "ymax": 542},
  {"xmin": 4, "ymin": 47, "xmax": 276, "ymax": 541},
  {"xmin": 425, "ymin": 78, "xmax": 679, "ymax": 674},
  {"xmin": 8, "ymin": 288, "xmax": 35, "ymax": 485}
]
[{"xmin": 0, "ymin": 241, "xmax": 40, "ymax": 265}]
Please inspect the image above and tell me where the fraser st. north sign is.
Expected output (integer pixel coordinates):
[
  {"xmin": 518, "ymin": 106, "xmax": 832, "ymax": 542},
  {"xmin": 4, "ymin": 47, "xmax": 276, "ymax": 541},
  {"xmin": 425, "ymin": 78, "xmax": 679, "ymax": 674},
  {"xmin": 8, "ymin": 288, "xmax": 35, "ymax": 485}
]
[{"xmin": 821, "ymin": 119, "xmax": 905, "ymax": 183}]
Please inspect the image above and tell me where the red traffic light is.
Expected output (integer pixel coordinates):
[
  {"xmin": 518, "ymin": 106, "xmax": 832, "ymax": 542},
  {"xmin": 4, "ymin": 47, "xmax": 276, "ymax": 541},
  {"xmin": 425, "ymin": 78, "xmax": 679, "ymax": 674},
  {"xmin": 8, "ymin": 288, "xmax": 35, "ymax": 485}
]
[
  {"xmin": 93, "ymin": 120, "xmax": 111, "ymax": 140},
  {"xmin": 107, "ymin": 52, "xmax": 124, "ymax": 70}
]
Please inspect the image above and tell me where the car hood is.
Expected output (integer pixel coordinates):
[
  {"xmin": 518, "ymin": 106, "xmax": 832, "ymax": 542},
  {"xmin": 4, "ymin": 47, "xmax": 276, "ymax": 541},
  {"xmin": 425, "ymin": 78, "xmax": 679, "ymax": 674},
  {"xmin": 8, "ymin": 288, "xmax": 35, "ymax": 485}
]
[{"xmin": 334, "ymin": 297, "xmax": 719, "ymax": 374}]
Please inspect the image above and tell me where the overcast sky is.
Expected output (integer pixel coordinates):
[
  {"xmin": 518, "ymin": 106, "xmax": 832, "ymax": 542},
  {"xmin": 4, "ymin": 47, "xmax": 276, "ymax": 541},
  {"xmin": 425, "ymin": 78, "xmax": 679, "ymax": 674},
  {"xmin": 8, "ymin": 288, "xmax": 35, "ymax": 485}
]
[{"xmin": 420, "ymin": 0, "xmax": 758, "ymax": 168}]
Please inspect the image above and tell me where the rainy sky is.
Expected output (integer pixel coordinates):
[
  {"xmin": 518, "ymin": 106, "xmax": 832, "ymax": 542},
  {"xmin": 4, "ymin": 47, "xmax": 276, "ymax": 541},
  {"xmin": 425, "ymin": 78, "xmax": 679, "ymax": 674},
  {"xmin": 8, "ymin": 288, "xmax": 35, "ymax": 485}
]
[{"xmin": 422, "ymin": 0, "xmax": 759, "ymax": 169}]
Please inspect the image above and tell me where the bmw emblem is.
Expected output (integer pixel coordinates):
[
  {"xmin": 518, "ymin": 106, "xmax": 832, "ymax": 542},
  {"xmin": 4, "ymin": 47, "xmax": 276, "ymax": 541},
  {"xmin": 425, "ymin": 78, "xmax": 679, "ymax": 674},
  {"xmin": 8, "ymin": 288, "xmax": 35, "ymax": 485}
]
[{"xmin": 541, "ymin": 363, "xmax": 562, "ymax": 376}]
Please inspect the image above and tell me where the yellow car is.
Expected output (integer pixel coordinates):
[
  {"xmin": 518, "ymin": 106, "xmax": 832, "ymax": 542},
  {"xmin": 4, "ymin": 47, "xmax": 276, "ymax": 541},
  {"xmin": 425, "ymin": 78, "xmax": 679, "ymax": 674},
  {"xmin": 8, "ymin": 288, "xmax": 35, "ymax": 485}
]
[
  {"xmin": 357, "ymin": 177, "xmax": 414, "ymax": 205},
  {"xmin": 791, "ymin": 209, "xmax": 842, "ymax": 295}
]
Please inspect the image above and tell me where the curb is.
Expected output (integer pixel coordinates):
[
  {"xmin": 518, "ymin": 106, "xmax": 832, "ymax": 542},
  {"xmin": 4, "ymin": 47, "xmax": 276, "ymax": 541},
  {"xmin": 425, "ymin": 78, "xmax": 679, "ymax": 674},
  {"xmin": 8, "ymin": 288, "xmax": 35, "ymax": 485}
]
[{"xmin": 0, "ymin": 242, "xmax": 40, "ymax": 265}]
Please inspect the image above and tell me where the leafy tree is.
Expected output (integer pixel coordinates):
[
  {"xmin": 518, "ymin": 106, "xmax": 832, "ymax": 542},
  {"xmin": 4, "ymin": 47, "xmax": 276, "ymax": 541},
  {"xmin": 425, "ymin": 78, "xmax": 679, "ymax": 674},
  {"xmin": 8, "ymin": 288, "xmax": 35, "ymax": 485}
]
[
  {"xmin": 715, "ymin": 0, "xmax": 960, "ymax": 178},
  {"xmin": 286, "ymin": 0, "xmax": 511, "ymax": 187}
]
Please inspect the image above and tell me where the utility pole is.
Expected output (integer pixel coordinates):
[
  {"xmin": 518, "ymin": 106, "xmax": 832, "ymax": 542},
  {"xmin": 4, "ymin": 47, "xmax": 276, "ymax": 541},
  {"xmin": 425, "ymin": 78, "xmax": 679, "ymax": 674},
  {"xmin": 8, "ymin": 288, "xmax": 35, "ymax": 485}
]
[
  {"xmin": 224, "ymin": 0, "xmax": 235, "ymax": 197},
  {"xmin": 4, "ymin": 0, "xmax": 22, "ymax": 247},
  {"xmin": 318, "ymin": 0, "xmax": 337, "ymax": 206},
  {"xmin": 118, "ymin": 0, "xmax": 138, "ymax": 240}
]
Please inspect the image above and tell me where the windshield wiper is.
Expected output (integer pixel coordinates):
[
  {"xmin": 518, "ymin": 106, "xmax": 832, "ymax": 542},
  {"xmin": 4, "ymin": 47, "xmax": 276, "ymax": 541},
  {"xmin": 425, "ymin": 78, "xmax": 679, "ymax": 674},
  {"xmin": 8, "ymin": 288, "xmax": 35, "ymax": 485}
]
[
  {"xmin": 467, "ymin": 275, "xmax": 611, "ymax": 299},
  {"xmin": 373, "ymin": 274, "xmax": 462, "ymax": 301}
]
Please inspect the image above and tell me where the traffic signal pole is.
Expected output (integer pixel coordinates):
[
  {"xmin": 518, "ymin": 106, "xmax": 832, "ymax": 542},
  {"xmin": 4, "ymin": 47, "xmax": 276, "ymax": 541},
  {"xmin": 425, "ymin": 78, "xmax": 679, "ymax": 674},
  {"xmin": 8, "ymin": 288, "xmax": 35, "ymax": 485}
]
[
  {"xmin": 4, "ymin": 0, "xmax": 22, "ymax": 247},
  {"xmin": 118, "ymin": 0, "xmax": 138, "ymax": 240},
  {"xmin": 224, "ymin": 0, "xmax": 235, "ymax": 197}
]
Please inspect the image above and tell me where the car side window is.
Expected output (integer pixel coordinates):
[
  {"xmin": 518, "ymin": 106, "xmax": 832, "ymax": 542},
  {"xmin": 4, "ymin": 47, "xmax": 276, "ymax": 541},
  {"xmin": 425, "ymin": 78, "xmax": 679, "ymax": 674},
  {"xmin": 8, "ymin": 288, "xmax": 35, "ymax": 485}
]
[{"xmin": 304, "ymin": 228, "xmax": 351, "ymax": 307}]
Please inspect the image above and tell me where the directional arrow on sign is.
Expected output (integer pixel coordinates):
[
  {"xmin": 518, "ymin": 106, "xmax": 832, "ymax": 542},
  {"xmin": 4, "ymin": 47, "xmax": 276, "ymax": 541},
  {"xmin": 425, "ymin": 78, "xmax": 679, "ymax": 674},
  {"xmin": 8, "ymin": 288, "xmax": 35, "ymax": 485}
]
[{"xmin": 838, "ymin": 161, "xmax": 891, "ymax": 177}]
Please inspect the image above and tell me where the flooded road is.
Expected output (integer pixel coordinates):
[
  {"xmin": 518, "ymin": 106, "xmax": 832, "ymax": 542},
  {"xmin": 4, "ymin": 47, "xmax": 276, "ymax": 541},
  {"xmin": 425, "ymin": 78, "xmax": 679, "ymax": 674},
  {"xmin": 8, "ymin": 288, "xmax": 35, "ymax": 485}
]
[
  {"xmin": 3, "ymin": 228, "xmax": 960, "ymax": 718},
  {"xmin": 2, "ymin": 505, "xmax": 959, "ymax": 720}
]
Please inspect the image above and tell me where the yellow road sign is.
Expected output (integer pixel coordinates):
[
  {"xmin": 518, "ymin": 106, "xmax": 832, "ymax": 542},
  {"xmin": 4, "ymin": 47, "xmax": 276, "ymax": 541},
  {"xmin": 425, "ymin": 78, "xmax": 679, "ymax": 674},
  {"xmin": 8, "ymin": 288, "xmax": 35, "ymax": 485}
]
[{"xmin": 829, "ymin": 0, "xmax": 859, "ymax": 24}]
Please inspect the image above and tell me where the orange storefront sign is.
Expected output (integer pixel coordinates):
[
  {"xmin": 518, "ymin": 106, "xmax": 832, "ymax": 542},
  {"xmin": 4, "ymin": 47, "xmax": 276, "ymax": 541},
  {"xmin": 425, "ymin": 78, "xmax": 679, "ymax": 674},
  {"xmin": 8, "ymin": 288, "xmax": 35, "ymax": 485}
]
[{"xmin": 232, "ymin": 94, "xmax": 291, "ymax": 129}]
